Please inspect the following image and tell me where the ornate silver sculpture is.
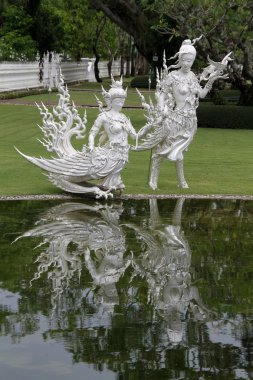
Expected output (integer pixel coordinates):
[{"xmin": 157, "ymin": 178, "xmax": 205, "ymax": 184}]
[
  {"xmin": 16, "ymin": 74, "xmax": 137, "ymax": 198},
  {"xmin": 136, "ymin": 38, "xmax": 231, "ymax": 189},
  {"xmin": 20, "ymin": 199, "xmax": 211, "ymax": 343}
]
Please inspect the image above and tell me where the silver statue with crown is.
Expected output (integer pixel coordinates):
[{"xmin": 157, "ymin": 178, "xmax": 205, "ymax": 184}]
[
  {"xmin": 136, "ymin": 36, "xmax": 231, "ymax": 189},
  {"xmin": 16, "ymin": 74, "xmax": 137, "ymax": 198}
]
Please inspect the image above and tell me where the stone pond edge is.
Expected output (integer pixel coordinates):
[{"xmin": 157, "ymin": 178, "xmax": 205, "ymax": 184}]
[{"xmin": 1, "ymin": 194, "xmax": 253, "ymax": 201}]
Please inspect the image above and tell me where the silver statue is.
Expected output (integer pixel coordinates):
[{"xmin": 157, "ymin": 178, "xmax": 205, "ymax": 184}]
[
  {"xmin": 16, "ymin": 74, "xmax": 137, "ymax": 198},
  {"xmin": 136, "ymin": 38, "xmax": 231, "ymax": 189}
]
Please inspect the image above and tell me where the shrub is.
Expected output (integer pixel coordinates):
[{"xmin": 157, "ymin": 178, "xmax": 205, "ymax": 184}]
[
  {"xmin": 197, "ymin": 103, "xmax": 253, "ymax": 129},
  {"xmin": 212, "ymin": 90, "xmax": 227, "ymax": 105},
  {"xmin": 0, "ymin": 88, "xmax": 57, "ymax": 100},
  {"xmin": 130, "ymin": 75, "xmax": 156, "ymax": 89}
]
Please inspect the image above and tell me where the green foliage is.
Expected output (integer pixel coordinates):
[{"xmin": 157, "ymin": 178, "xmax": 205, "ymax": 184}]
[
  {"xmin": 0, "ymin": 88, "xmax": 57, "ymax": 100},
  {"xmin": 211, "ymin": 90, "xmax": 227, "ymax": 105},
  {"xmin": 54, "ymin": 0, "xmax": 121, "ymax": 61},
  {"xmin": 60, "ymin": 0, "xmax": 93, "ymax": 59},
  {"xmin": 0, "ymin": 0, "xmax": 122, "ymax": 62},
  {"xmin": 145, "ymin": 0, "xmax": 253, "ymax": 105},
  {"xmin": 32, "ymin": 2, "xmax": 67, "ymax": 55},
  {"xmin": 0, "ymin": 4, "xmax": 37, "ymax": 60}
]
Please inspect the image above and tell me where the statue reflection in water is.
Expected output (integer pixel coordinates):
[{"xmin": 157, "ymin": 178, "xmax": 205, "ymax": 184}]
[
  {"xmin": 129, "ymin": 198, "xmax": 211, "ymax": 345},
  {"xmin": 22, "ymin": 202, "xmax": 132, "ymax": 318},
  {"xmin": 21, "ymin": 198, "xmax": 210, "ymax": 344}
]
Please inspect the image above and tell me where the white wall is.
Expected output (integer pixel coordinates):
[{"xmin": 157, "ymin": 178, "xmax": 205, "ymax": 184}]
[
  {"xmin": 0, "ymin": 62, "xmax": 41, "ymax": 92},
  {"xmin": 0, "ymin": 57, "xmax": 122, "ymax": 92}
]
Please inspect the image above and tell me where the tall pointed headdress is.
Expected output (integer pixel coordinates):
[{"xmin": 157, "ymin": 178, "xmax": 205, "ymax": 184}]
[{"xmin": 101, "ymin": 75, "xmax": 127, "ymax": 107}]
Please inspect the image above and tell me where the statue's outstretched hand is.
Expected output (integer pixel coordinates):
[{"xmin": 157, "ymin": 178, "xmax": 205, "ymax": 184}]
[
  {"xmin": 205, "ymin": 71, "xmax": 229, "ymax": 92},
  {"xmin": 138, "ymin": 115, "xmax": 165, "ymax": 139},
  {"xmin": 138, "ymin": 123, "xmax": 152, "ymax": 139},
  {"xmin": 208, "ymin": 71, "xmax": 229, "ymax": 83}
]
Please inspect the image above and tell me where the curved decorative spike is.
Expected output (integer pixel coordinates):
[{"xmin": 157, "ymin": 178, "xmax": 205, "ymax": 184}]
[
  {"xmin": 192, "ymin": 34, "xmax": 203, "ymax": 45},
  {"xmin": 110, "ymin": 73, "xmax": 116, "ymax": 86}
]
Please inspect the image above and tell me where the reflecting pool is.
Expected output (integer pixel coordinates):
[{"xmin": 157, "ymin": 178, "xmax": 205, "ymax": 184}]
[{"xmin": 0, "ymin": 198, "xmax": 252, "ymax": 380}]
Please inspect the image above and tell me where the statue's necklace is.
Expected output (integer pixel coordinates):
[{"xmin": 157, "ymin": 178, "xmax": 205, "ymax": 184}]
[{"xmin": 106, "ymin": 111, "xmax": 125, "ymax": 123}]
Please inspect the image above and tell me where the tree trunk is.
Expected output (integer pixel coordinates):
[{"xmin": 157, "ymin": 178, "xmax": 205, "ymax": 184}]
[
  {"xmin": 238, "ymin": 85, "xmax": 253, "ymax": 106},
  {"xmin": 230, "ymin": 64, "xmax": 253, "ymax": 106},
  {"xmin": 107, "ymin": 59, "xmax": 113, "ymax": 77},
  {"xmin": 125, "ymin": 55, "xmax": 131, "ymax": 77},
  {"xmin": 120, "ymin": 56, "xmax": 125, "ymax": 76},
  {"xmin": 130, "ymin": 44, "xmax": 136, "ymax": 77},
  {"xmin": 92, "ymin": 46, "xmax": 102, "ymax": 83}
]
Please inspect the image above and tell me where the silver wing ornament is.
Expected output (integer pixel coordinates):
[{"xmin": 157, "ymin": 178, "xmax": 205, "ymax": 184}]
[
  {"xmin": 16, "ymin": 146, "xmax": 127, "ymax": 194},
  {"xmin": 134, "ymin": 85, "xmax": 167, "ymax": 151}
]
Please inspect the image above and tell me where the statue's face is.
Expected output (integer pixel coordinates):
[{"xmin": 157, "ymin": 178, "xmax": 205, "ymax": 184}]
[
  {"xmin": 111, "ymin": 97, "xmax": 125, "ymax": 111},
  {"xmin": 179, "ymin": 53, "xmax": 195, "ymax": 73}
]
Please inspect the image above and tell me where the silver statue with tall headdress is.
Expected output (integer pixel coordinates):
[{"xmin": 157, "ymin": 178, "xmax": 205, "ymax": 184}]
[
  {"xmin": 16, "ymin": 74, "xmax": 137, "ymax": 198},
  {"xmin": 135, "ymin": 37, "xmax": 231, "ymax": 190}
]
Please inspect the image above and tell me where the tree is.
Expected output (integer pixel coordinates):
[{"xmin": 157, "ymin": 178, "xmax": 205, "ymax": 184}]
[
  {"xmin": 31, "ymin": 1, "xmax": 67, "ymax": 56},
  {"xmin": 61, "ymin": 0, "xmax": 122, "ymax": 81},
  {"xmin": 0, "ymin": 0, "xmax": 8, "ymax": 25},
  {"xmin": 0, "ymin": 0, "xmax": 129, "ymax": 80},
  {"xmin": 90, "ymin": 12, "xmax": 107, "ymax": 82},
  {"xmin": 0, "ymin": 3, "xmax": 37, "ymax": 60},
  {"xmin": 100, "ymin": 20, "xmax": 120, "ymax": 77},
  {"xmin": 146, "ymin": 0, "xmax": 253, "ymax": 105},
  {"xmin": 88, "ymin": 0, "xmax": 253, "ymax": 105},
  {"xmin": 0, "ymin": 0, "xmax": 65, "ymax": 60},
  {"xmin": 88, "ymin": 0, "xmax": 177, "ymax": 71}
]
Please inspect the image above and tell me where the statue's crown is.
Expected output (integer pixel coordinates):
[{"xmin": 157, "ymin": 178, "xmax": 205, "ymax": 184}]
[
  {"xmin": 168, "ymin": 35, "xmax": 203, "ymax": 62},
  {"xmin": 109, "ymin": 76, "xmax": 127, "ymax": 99},
  {"xmin": 179, "ymin": 39, "xmax": 197, "ymax": 57},
  {"xmin": 102, "ymin": 76, "xmax": 127, "ymax": 103}
]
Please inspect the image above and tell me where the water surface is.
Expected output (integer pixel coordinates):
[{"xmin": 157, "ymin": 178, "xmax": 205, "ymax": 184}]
[{"xmin": 0, "ymin": 198, "xmax": 252, "ymax": 380}]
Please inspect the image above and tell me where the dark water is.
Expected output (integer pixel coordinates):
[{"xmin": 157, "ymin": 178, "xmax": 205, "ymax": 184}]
[{"xmin": 0, "ymin": 198, "xmax": 252, "ymax": 380}]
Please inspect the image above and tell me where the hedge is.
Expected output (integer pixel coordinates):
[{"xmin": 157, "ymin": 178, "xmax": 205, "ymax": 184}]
[
  {"xmin": 130, "ymin": 75, "xmax": 156, "ymax": 89},
  {"xmin": 197, "ymin": 103, "xmax": 253, "ymax": 129},
  {"xmin": 0, "ymin": 88, "xmax": 57, "ymax": 100}
]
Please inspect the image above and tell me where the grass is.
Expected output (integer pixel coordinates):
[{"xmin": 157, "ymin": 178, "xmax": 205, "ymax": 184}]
[
  {"xmin": 1, "ymin": 102, "xmax": 253, "ymax": 197},
  {"xmin": 10, "ymin": 87, "xmax": 153, "ymax": 108}
]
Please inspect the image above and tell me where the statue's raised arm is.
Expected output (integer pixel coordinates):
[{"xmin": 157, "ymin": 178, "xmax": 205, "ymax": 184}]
[
  {"xmin": 16, "ymin": 74, "xmax": 137, "ymax": 199},
  {"xmin": 135, "ymin": 38, "xmax": 231, "ymax": 190}
]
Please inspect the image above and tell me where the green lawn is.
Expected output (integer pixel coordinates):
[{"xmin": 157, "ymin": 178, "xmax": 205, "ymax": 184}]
[
  {"xmin": 1, "ymin": 103, "xmax": 253, "ymax": 196},
  {"xmin": 12, "ymin": 88, "xmax": 153, "ymax": 108}
]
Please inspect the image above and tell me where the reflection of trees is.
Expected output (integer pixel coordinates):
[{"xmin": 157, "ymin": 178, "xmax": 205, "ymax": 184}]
[
  {"xmin": 183, "ymin": 199, "xmax": 253, "ymax": 315},
  {"xmin": 0, "ymin": 199, "xmax": 253, "ymax": 379},
  {"xmin": 0, "ymin": 311, "xmax": 39, "ymax": 344}
]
